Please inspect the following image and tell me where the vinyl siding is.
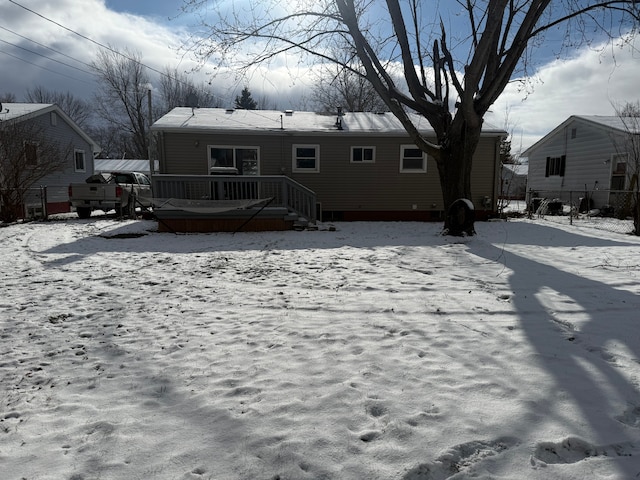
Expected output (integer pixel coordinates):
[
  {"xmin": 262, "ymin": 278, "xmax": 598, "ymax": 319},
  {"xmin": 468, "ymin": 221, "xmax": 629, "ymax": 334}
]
[
  {"xmin": 22, "ymin": 112, "xmax": 96, "ymax": 204},
  {"xmin": 470, "ymin": 137, "xmax": 500, "ymax": 206},
  {"xmin": 288, "ymin": 134, "xmax": 440, "ymax": 211},
  {"xmin": 528, "ymin": 118, "xmax": 624, "ymax": 207},
  {"xmin": 157, "ymin": 131, "xmax": 500, "ymax": 212}
]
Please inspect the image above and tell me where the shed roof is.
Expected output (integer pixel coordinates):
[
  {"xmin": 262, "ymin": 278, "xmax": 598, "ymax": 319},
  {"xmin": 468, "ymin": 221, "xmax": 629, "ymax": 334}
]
[
  {"xmin": 94, "ymin": 159, "xmax": 159, "ymax": 174},
  {"xmin": 151, "ymin": 107, "xmax": 506, "ymax": 137}
]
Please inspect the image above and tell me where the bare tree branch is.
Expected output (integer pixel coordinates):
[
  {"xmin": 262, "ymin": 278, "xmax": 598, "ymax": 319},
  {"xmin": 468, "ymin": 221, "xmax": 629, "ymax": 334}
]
[
  {"xmin": 0, "ymin": 118, "xmax": 71, "ymax": 221},
  {"xmin": 180, "ymin": 0, "xmax": 640, "ymax": 235},
  {"xmin": 25, "ymin": 86, "xmax": 92, "ymax": 129},
  {"xmin": 93, "ymin": 48, "xmax": 151, "ymax": 159}
]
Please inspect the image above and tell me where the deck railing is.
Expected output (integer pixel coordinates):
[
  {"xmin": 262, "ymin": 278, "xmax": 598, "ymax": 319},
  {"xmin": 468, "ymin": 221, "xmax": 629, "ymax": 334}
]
[{"xmin": 151, "ymin": 174, "xmax": 317, "ymax": 223}]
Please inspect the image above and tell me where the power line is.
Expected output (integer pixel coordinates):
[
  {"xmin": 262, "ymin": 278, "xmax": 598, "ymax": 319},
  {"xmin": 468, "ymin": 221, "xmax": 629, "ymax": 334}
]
[
  {"xmin": 0, "ymin": 23, "xmax": 163, "ymax": 98},
  {"xmin": 0, "ymin": 48, "xmax": 94, "ymax": 84},
  {"xmin": 0, "ymin": 24, "xmax": 94, "ymax": 70},
  {"xmin": 8, "ymin": 0, "xmax": 148, "ymax": 67},
  {"xmin": 0, "ymin": 37, "xmax": 94, "ymax": 76},
  {"xmin": 8, "ymin": 1, "xmax": 203, "ymax": 85},
  {"xmin": 6, "ymin": 0, "xmax": 228, "ymax": 104}
]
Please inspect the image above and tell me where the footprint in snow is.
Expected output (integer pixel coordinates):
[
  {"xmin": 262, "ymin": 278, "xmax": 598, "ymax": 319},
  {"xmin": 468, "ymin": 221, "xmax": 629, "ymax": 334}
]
[
  {"xmin": 365, "ymin": 399, "xmax": 388, "ymax": 418},
  {"xmin": 532, "ymin": 436, "xmax": 638, "ymax": 464},
  {"xmin": 616, "ymin": 405, "xmax": 640, "ymax": 428},
  {"xmin": 359, "ymin": 430, "xmax": 382, "ymax": 442},
  {"xmin": 401, "ymin": 437, "xmax": 518, "ymax": 480}
]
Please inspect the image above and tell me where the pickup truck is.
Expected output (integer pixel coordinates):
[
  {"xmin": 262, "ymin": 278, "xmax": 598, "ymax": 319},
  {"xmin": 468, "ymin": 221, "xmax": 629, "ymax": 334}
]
[{"xmin": 69, "ymin": 171, "xmax": 152, "ymax": 219}]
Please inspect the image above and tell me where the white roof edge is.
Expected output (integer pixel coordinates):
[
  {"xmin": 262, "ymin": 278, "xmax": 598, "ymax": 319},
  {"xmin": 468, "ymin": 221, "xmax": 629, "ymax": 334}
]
[
  {"xmin": 151, "ymin": 107, "xmax": 506, "ymax": 137},
  {"xmin": 1, "ymin": 103, "xmax": 101, "ymax": 153},
  {"xmin": 523, "ymin": 114, "xmax": 639, "ymax": 156},
  {"xmin": 151, "ymin": 125, "xmax": 506, "ymax": 137},
  {"xmin": 573, "ymin": 114, "xmax": 640, "ymax": 134}
]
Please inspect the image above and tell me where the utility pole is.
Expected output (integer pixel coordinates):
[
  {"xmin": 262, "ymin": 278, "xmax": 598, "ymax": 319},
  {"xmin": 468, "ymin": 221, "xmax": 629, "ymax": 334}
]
[{"xmin": 147, "ymin": 88, "xmax": 154, "ymax": 174}]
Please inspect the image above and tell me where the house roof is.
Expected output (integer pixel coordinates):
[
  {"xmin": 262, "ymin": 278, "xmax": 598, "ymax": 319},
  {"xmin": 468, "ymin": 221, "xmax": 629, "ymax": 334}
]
[
  {"xmin": 575, "ymin": 115, "xmax": 640, "ymax": 134},
  {"xmin": 1, "ymin": 102, "xmax": 54, "ymax": 121},
  {"xmin": 94, "ymin": 159, "xmax": 159, "ymax": 174},
  {"xmin": 151, "ymin": 107, "xmax": 506, "ymax": 137},
  {"xmin": 522, "ymin": 115, "xmax": 640, "ymax": 156},
  {"xmin": 0, "ymin": 103, "xmax": 100, "ymax": 153},
  {"xmin": 502, "ymin": 163, "xmax": 528, "ymax": 176}
]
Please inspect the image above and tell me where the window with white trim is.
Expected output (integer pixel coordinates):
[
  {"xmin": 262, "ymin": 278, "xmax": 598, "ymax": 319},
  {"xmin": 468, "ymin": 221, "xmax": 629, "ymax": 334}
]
[
  {"xmin": 209, "ymin": 146, "xmax": 259, "ymax": 175},
  {"xmin": 545, "ymin": 155, "xmax": 566, "ymax": 177},
  {"xmin": 351, "ymin": 146, "xmax": 375, "ymax": 163},
  {"xmin": 610, "ymin": 153, "xmax": 628, "ymax": 190},
  {"xmin": 210, "ymin": 147, "xmax": 234, "ymax": 168},
  {"xmin": 24, "ymin": 142, "xmax": 38, "ymax": 167},
  {"xmin": 292, "ymin": 144, "xmax": 320, "ymax": 172},
  {"xmin": 74, "ymin": 150, "xmax": 86, "ymax": 172},
  {"xmin": 400, "ymin": 145, "xmax": 427, "ymax": 173}
]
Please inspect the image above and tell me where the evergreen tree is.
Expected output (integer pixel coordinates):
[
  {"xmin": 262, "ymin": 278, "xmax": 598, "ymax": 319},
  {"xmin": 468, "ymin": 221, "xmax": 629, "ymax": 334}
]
[
  {"xmin": 500, "ymin": 137, "xmax": 515, "ymax": 165},
  {"xmin": 234, "ymin": 87, "xmax": 258, "ymax": 110}
]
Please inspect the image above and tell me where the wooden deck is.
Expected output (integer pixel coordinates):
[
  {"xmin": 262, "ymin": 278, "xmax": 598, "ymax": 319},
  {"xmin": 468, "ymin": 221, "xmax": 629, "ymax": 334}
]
[
  {"xmin": 150, "ymin": 175, "xmax": 316, "ymax": 232},
  {"xmin": 155, "ymin": 209, "xmax": 296, "ymax": 233}
]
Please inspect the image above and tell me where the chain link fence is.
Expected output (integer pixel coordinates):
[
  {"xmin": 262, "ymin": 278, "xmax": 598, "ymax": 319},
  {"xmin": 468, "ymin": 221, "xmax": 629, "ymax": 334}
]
[
  {"xmin": 522, "ymin": 189, "xmax": 639, "ymax": 235},
  {"xmin": 1, "ymin": 185, "xmax": 70, "ymax": 221}
]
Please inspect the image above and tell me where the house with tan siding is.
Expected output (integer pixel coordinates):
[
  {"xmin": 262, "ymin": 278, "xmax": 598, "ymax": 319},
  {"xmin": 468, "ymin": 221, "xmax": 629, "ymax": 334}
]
[{"xmin": 151, "ymin": 107, "xmax": 505, "ymax": 223}]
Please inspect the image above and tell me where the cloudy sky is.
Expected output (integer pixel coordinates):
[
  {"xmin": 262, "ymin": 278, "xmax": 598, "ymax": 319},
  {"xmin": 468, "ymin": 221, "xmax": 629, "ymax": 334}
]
[{"xmin": 1, "ymin": 0, "xmax": 639, "ymax": 154}]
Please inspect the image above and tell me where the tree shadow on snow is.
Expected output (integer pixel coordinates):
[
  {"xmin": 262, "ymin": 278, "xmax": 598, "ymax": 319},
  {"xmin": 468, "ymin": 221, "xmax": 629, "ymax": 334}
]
[
  {"xmin": 462, "ymin": 224, "xmax": 640, "ymax": 478},
  {"xmin": 36, "ymin": 220, "xmax": 457, "ymax": 267}
]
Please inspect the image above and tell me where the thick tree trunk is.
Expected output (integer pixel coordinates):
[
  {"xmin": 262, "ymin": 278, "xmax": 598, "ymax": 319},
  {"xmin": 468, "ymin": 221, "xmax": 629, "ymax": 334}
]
[
  {"xmin": 436, "ymin": 119, "xmax": 482, "ymax": 236},
  {"xmin": 0, "ymin": 191, "xmax": 21, "ymax": 223}
]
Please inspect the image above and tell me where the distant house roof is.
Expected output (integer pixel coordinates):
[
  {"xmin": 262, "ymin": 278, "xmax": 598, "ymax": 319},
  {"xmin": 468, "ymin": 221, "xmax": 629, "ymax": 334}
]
[
  {"xmin": 502, "ymin": 163, "xmax": 528, "ymax": 176},
  {"xmin": 0, "ymin": 103, "xmax": 100, "ymax": 153},
  {"xmin": 1, "ymin": 102, "xmax": 54, "ymax": 121},
  {"xmin": 575, "ymin": 115, "xmax": 640, "ymax": 134},
  {"xmin": 94, "ymin": 159, "xmax": 158, "ymax": 175},
  {"xmin": 523, "ymin": 115, "xmax": 640, "ymax": 156},
  {"xmin": 152, "ymin": 107, "xmax": 506, "ymax": 137}
]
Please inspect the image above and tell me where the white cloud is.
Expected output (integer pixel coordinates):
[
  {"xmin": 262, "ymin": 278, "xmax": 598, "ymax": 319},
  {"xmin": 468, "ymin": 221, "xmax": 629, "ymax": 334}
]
[
  {"xmin": 3, "ymin": 0, "xmax": 640, "ymax": 154},
  {"xmin": 0, "ymin": 0, "xmax": 200, "ymax": 99},
  {"xmin": 487, "ymin": 36, "xmax": 640, "ymax": 155}
]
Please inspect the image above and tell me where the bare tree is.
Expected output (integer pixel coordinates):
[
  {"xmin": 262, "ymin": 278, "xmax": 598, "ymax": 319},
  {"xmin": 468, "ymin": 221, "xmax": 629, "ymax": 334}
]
[
  {"xmin": 256, "ymin": 93, "xmax": 277, "ymax": 110},
  {"xmin": 0, "ymin": 93, "xmax": 17, "ymax": 103},
  {"xmin": 0, "ymin": 118, "xmax": 71, "ymax": 222},
  {"xmin": 181, "ymin": 0, "xmax": 639, "ymax": 235},
  {"xmin": 25, "ymin": 86, "xmax": 93, "ymax": 129},
  {"xmin": 497, "ymin": 106, "xmax": 525, "ymax": 215},
  {"xmin": 617, "ymin": 101, "xmax": 640, "ymax": 118},
  {"xmin": 612, "ymin": 101, "xmax": 640, "ymax": 234},
  {"xmin": 85, "ymin": 123, "xmax": 134, "ymax": 160},
  {"xmin": 158, "ymin": 66, "xmax": 221, "ymax": 113},
  {"xmin": 312, "ymin": 51, "xmax": 387, "ymax": 113},
  {"xmin": 93, "ymin": 48, "xmax": 151, "ymax": 159}
]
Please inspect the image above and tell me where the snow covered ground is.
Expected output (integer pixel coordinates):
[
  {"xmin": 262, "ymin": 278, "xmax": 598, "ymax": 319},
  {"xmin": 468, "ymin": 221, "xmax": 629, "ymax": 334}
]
[{"xmin": 1, "ymin": 217, "xmax": 640, "ymax": 480}]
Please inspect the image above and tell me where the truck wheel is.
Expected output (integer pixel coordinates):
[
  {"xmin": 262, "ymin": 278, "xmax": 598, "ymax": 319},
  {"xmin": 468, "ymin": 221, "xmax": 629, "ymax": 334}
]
[{"xmin": 77, "ymin": 207, "xmax": 92, "ymax": 219}]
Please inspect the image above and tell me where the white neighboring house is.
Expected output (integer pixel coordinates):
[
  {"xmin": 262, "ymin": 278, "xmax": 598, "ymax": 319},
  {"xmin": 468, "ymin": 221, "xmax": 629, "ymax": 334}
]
[
  {"xmin": 0, "ymin": 103, "xmax": 100, "ymax": 216},
  {"xmin": 524, "ymin": 115, "xmax": 639, "ymax": 212},
  {"xmin": 500, "ymin": 163, "xmax": 528, "ymax": 200}
]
